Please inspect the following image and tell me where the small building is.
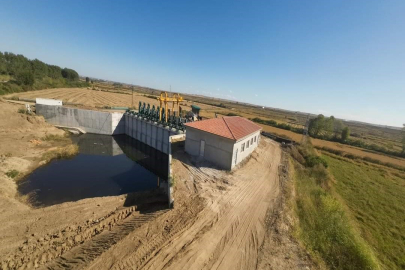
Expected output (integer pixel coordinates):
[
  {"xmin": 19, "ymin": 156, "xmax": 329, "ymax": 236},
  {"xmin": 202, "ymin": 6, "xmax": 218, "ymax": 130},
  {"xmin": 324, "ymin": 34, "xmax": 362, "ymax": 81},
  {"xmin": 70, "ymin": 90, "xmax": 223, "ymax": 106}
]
[
  {"xmin": 184, "ymin": 116, "xmax": 262, "ymax": 170},
  {"xmin": 191, "ymin": 105, "xmax": 200, "ymax": 116},
  {"xmin": 186, "ymin": 104, "xmax": 201, "ymax": 121}
]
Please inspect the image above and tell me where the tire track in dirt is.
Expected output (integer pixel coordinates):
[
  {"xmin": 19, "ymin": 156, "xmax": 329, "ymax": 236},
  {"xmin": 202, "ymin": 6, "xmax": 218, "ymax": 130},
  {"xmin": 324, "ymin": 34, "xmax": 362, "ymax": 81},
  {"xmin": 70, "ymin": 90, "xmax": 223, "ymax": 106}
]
[
  {"xmin": 68, "ymin": 91, "xmax": 87, "ymax": 103},
  {"xmin": 40, "ymin": 210, "xmax": 168, "ymax": 270},
  {"xmin": 140, "ymin": 140, "xmax": 280, "ymax": 270},
  {"xmin": 87, "ymin": 139, "xmax": 281, "ymax": 270}
]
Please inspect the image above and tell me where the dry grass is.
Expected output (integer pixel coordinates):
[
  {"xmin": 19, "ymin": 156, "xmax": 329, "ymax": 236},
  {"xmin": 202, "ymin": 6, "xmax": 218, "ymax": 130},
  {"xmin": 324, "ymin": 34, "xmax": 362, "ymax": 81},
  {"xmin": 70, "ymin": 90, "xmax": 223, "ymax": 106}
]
[
  {"xmin": 42, "ymin": 133, "xmax": 70, "ymax": 142},
  {"xmin": 41, "ymin": 144, "xmax": 78, "ymax": 163}
]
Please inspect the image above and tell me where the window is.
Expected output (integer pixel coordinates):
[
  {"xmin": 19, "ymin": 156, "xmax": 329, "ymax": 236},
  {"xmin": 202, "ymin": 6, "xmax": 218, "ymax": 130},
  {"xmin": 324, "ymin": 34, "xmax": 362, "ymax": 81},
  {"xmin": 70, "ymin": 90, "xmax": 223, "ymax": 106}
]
[
  {"xmin": 254, "ymin": 136, "xmax": 257, "ymax": 142},
  {"xmin": 251, "ymin": 138, "xmax": 253, "ymax": 144},
  {"xmin": 241, "ymin": 143, "xmax": 245, "ymax": 152},
  {"xmin": 247, "ymin": 140, "xmax": 250, "ymax": 148}
]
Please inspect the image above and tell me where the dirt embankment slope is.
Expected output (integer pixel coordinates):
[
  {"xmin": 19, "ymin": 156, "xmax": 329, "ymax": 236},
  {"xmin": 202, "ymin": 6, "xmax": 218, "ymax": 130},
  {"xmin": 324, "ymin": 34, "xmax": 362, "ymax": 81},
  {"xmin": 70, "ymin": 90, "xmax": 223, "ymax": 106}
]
[{"xmin": 0, "ymin": 100, "xmax": 130, "ymax": 269}]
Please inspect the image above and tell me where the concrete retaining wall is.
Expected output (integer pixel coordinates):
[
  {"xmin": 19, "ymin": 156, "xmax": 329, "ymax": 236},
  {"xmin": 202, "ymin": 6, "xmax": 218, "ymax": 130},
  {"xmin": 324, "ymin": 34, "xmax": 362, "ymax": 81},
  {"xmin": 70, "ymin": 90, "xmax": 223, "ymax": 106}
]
[{"xmin": 36, "ymin": 104, "xmax": 125, "ymax": 135}]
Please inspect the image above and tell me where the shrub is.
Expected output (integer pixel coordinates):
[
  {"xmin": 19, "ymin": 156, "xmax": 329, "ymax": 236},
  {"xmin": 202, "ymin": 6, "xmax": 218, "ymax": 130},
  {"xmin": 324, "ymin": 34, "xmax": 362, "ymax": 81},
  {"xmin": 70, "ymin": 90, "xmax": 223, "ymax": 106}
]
[
  {"xmin": 226, "ymin": 112, "xmax": 240, "ymax": 117},
  {"xmin": 15, "ymin": 71, "xmax": 35, "ymax": 86},
  {"xmin": 305, "ymin": 155, "xmax": 328, "ymax": 168},
  {"xmin": 5, "ymin": 169, "xmax": 19, "ymax": 179},
  {"xmin": 17, "ymin": 108, "xmax": 28, "ymax": 114}
]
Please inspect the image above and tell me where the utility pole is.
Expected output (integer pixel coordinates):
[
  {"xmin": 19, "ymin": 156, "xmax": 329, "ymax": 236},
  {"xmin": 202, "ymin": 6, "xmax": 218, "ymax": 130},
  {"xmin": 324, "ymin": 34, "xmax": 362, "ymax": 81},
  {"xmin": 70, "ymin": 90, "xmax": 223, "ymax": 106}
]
[{"xmin": 131, "ymin": 87, "xmax": 134, "ymax": 109}]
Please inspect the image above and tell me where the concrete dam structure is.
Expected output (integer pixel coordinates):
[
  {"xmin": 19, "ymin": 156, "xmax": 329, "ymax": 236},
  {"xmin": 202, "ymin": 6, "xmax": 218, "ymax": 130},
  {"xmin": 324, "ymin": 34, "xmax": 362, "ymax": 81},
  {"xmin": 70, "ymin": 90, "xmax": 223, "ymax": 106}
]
[
  {"xmin": 36, "ymin": 104, "xmax": 185, "ymax": 155},
  {"xmin": 36, "ymin": 103, "xmax": 185, "ymax": 207},
  {"xmin": 36, "ymin": 104, "xmax": 125, "ymax": 135}
]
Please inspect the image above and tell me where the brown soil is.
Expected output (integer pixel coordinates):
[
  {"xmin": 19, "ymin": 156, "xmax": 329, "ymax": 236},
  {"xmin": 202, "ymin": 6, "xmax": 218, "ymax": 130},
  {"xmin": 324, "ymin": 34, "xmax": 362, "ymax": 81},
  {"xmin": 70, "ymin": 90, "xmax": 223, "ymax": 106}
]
[{"xmin": 0, "ymin": 100, "xmax": 131, "ymax": 269}]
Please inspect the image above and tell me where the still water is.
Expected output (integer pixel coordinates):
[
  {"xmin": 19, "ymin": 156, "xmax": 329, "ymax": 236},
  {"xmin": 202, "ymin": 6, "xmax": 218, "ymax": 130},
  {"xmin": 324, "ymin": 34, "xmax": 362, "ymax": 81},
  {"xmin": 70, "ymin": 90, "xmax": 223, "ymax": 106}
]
[{"xmin": 18, "ymin": 134, "xmax": 168, "ymax": 207}]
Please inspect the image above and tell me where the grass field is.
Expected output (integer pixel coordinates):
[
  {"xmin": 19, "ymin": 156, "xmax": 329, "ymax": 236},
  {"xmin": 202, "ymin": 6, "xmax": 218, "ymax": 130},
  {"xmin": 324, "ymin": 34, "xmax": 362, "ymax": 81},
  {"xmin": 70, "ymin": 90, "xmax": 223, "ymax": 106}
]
[
  {"xmin": 323, "ymin": 154, "xmax": 405, "ymax": 270},
  {"xmin": 292, "ymin": 144, "xmax": 379, "ymax": 270}
]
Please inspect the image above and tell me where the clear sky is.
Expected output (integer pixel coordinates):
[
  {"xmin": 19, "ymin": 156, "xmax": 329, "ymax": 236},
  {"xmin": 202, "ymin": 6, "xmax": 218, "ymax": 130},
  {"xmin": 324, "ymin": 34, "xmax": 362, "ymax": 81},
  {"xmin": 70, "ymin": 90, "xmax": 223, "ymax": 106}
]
[{"xmin": 1, "ymin": 0, "xmax": 404, "ymax": 127}]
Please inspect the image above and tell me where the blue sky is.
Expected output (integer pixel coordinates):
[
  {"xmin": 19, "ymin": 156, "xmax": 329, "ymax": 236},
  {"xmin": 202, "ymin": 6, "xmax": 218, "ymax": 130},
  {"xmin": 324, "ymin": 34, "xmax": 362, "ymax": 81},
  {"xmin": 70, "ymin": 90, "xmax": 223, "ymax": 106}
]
[{"xmin": 1, "ymin": 0, "xmax": 404, "ymax": 127}]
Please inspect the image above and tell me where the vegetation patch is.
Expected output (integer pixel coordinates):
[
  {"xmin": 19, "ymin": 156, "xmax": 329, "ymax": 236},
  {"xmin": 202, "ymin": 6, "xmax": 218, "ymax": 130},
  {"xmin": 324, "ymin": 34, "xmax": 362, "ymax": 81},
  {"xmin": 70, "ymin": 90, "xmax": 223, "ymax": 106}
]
[
  {"xmin": 41, "ymin": 145, "xmax": 79, "ymax": 163},
  {"xmin": 251, "ymin": 117, "xmax": 304, "ymax": 134},
  {"xmin": 316, "ymin": 145, "xmax": 405, "ymax": 172},
  {"xmin": 0, "ymin": 51, "xmax": 89, "ymax": 95},
  {"xmin": 5, "ymin": 169, "xmax": 19, "ymax": 179},
  {"xmin": 17, "ymin": 108, "xmax": 30, "ymax": 114},
  {"xmin": 324, "ymin": 155, "xmax": 405, "ymax": 269},
  {"xmin": 292, "ymin": 142, "xmax": 380, "ymax": 269},
  {"xmin": 42, "ymin": 133, "xmax": 70, "ymax": 143}
]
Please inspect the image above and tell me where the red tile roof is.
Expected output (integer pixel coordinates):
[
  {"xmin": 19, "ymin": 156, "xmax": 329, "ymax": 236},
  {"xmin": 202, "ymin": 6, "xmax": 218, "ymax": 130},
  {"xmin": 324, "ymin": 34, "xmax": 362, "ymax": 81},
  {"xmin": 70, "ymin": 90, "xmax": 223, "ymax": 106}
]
[{"xmin": 185, "ymin": 116, "xmax": 262, "ymax": 141}]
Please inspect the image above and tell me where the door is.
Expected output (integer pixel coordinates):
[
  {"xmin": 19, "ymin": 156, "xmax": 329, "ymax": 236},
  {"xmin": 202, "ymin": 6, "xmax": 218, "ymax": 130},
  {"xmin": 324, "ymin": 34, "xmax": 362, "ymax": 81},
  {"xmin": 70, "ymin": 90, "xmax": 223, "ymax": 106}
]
[
  {"xmin": 235, "ymin": 149, "xmax": 238, "ymax": 165},
  {"xmin": 199, "ymin": 140, "xmax": 205, "ymax": 157}
]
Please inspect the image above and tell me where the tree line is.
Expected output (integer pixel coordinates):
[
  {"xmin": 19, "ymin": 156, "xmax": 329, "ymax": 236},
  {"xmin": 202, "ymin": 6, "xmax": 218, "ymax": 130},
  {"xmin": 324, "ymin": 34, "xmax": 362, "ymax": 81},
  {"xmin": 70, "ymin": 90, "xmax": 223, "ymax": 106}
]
[
  {"xmin": 0, "ymin": 51, "xmax": 86, "ymax": 95},
  {"xmin": 252, "ymin": 114, "xmax": 405, "ymax": 158}
]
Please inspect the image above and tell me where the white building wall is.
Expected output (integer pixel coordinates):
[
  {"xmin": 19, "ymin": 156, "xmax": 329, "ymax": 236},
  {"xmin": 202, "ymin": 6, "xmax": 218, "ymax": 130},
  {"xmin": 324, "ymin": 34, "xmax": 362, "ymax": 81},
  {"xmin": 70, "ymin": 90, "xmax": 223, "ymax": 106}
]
[
  {"xmin": 185, "ymin": 127, "xmax": 235, "ymax": 170},
  {"xmin": 36, "ymin": 98, "xmax": 62, "ymax": 106},
  {"xmin": 231, "ymin": 130, "xmax": 261, "ymax": 169},
  {"xmin": 185, "ymin": 127, "xmax": 262, "ymax": 170}
]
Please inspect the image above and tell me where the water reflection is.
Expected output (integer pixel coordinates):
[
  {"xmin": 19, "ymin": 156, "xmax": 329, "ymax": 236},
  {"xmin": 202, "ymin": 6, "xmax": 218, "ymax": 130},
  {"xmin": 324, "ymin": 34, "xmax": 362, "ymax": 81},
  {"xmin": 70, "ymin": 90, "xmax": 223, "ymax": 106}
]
[{"xmin": 18, "ymin": 134, "xmax": 168, "ymax": 207}]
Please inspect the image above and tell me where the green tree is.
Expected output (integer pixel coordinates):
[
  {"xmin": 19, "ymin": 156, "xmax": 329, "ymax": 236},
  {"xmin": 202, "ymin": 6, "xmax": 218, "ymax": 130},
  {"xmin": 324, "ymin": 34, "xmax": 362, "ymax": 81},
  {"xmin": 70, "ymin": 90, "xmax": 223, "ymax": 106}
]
[
  {"xmin": 333, "ymin": 119, "xmax": 344, "ymax": 138},
  {"xmin": 47, "ymin": 65, "xmax": 62, "ymax": 79},
  {"xmin": 61, "ymin": 68, "xmax": 79, "ymax": 80},
  {"xmin": 16, "ymin": 71, "xmax": 34, "ymax": 86},
  {"xmin": 341, "ymin": 127, "xmax": 350, "ymax": 142},
  {"xmin": 85, "ymin": 77, "xmax": 90, "ymax": 83},
  {"xmin": 402, "ymin": 124, "xmax": 405, "ymax": 153},
  {"xmin": 308, "ymin": 114, "xmax": 325, "ymax": 137},
  {"xmin": 31, "ymin": 59, "xmax": 48, "ymax": 78},
  {"xmin": 0, "ymin": 52, "xmax": 7, "ymax": 74}
]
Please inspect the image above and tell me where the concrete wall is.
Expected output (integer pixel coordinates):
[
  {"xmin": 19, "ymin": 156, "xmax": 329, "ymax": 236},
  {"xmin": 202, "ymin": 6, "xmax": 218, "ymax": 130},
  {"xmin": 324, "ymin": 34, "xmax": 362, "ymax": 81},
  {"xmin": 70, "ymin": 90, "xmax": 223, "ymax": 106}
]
[
  {"xmin": 231, "ymin": 130, "xmax": 261, "ymax": 169},
  {"xmin": 185, "ymin": 127, "xmax": 235, "ymax": 170},
  {"xmin": 36, "ymin": 104, "xmax": 125, "ymax": 135},
  {"xmin": 124, "ymin": 114, "xmax": 184, "ymax": 155},
  {"xmin": 36, "ymin": 98, "xmax": 62, "ymax": 106}
]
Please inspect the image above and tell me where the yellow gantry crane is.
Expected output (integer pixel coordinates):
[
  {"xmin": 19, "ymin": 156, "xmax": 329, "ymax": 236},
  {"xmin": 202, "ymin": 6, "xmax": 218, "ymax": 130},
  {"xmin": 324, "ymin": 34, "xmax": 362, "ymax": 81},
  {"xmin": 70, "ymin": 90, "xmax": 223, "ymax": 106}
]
[{"xmin": 157, "ymin": 92, "xmax": 184, "ymax": 122}]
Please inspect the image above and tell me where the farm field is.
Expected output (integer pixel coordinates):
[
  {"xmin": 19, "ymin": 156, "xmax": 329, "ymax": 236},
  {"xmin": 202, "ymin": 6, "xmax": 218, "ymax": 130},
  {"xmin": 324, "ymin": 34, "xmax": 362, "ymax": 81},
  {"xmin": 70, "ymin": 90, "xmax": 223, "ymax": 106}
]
[
  {"xmin": 313, "ymin": 138, "xmax": 405, "ymax": 168},
  {"xmin": 7, "ymin": 87, "xmax": 405, "ymax": 168},
  {"xmin": 258, "ymin": 124, "xmax": 405, "ymax": 168},
  {"xmin": 323, "ymin": 154, "xmax": 405, "ymax": 270}
]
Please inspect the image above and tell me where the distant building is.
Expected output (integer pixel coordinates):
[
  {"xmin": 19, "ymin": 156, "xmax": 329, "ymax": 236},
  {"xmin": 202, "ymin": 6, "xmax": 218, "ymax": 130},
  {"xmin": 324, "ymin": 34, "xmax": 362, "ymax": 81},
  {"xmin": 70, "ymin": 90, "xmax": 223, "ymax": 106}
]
[
  {"xmin": 186, "ymin": 104, "xmax": 201, "ymax": 121},
  {"xmin": 184, "ymin": 116, "xmax": 262, "ymax": 170},
  {"xmin": 191, "ymin": 104, "xmax": 200, "ymax": 116}
]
